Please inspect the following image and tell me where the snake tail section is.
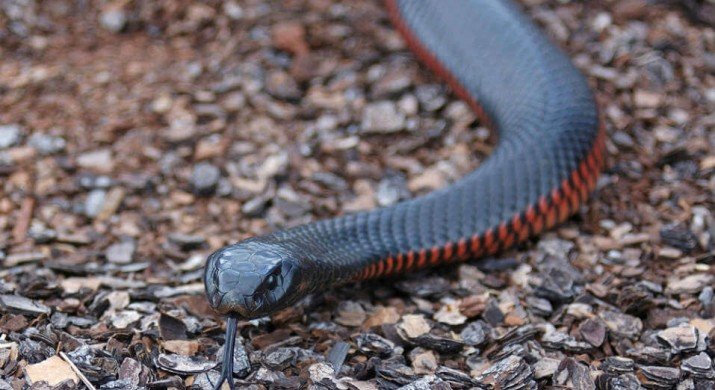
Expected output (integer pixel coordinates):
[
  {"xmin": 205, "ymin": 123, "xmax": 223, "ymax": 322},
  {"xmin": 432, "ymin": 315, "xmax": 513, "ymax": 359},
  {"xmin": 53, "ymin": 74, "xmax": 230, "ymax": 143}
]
[{"xmin": 204, "ymin": 0, "xmax": 604, "ymax": 319}]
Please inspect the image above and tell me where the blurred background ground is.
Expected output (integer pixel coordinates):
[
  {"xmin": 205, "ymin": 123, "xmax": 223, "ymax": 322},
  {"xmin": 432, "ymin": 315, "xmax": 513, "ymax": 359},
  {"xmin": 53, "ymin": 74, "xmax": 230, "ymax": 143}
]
[{"xmin": 0, "ymin": 0, "xmax": 714, "ymax": 389}]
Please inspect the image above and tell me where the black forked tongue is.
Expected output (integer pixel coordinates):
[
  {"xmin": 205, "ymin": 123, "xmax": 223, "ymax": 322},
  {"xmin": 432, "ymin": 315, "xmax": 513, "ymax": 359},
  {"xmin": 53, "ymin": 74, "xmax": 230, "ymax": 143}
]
[{"xmin": 213, "ymin": 316, "xmax": 238, "ymax": 390}]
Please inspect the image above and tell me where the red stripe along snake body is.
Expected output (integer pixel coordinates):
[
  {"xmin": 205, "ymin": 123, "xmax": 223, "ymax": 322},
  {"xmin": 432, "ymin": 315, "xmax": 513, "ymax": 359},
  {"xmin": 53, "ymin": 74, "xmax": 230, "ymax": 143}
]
[{"xmin": 204, "ymin": 1, "xmax": 605, "ymax": 387}]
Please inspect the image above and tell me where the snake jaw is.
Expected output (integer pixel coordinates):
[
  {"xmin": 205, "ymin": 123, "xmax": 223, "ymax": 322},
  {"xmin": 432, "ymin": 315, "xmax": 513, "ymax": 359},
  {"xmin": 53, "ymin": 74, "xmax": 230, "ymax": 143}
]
[{"xmin": 204, "ymin": 238, "xmax": 304, "ymax": 318}]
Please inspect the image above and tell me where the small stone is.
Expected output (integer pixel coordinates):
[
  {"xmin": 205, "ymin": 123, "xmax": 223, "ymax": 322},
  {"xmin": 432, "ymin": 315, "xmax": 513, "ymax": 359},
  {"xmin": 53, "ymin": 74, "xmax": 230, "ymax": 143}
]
[
  {"xmin": 4, "ymin": 252, "xmax": 46, "ymax": 267},
  {"xmin": 118, "ymin": 358, "xmax": 145, "ymax": 387},
  {"xmin": 657, "ymin": 325, "xmax": 699, "ymax": 353},
  {"xmin": 223, "ymin": 1, "xmax": 243, "ymax": 20},
  {"xmin": 579, "ymin": 318, "xmax": 606, "ymax": 347},
  {"xmin": 415, "ymin": 84, "xmax": 446, "ymax": 112},
  {"xmin": 163, "ymin": 340, "xmax": 200, "ymax": 356},
  {"xmin": 666, "ymin": 274, "xmax": 714, "ymax": 295},
  {"xmin": 108, "ymin": 310, "xmax": 141, "ymax": 329},
  {"xmin": 363, "ymin": 306, "xmax": 400, "ymax": 328},
  {"xmin": 24, "ymin": 356, "xmax": 78, "ymax": 386},
  {"xmin": 476, "ymin": 356, "xmax": 536, "ymax": 390},
  {"xmin": 272, "ymin": 21, "xmax": 309, "ymax": 55},
  {"xmin": 410, "ymin": 348, "xmax": 437, "ymax": 375},
  {"xmin": 552, "ymin": 358, "xmax": 595, "ymax": 389},
  {"xmin": 601, "ymin": 357, "xmax": 635, "ymax": 374},
  {"xmin": 257, "ymin": 153, "xmax": 288, "ymax": 179},
  {"xmin": 334, "ymin": 301, "xmax": 366, "ymax": 327},
  {"xmin": 533, "ymin": 358, "xmax": 561, "ymax": 379},
  {"xmin": 264, "ymin": 348, "xmax": 295, "ymax": 370},
  {"xmin": 242, "ymin": 196, "xmax": 269, "ymax": 217},
  {"xmin": 376, "ymin": 176, "xmax": 409, "ymax": 207},
  {"xmin": 460, "ymin": 321, "xmax": 487, "ymax": 346},
  {"xmin": 408, "ymin": 168, "xmax": 447, "ymax": 192},
  {"xmin": 265, "ymin": 70, "xmax": 301, "ymax": 100},
  {"xmin": 308, "ymin": 362, "xmax": 335, "ymax": 385},
  {"xmin": 84, "ymin": 189, "xmax": 106, "ymax": 218},
  {"xmin": 0, "ymin": 124, "xmax": 22, "ymax": 149},
  {"xmin": 191, "ymin": 162, "xmax": 220, "ymax": 195},
  {"xmin": 399, "ymin": 314, "xmax": 431, "ymax": 338},
  {"xmin": 361, "ymin": 101, "xmax": 405, "ymax": 133},
  {"xmin": 100, "ymin": 7, "xmax": 127, "ymax": 32},
  {"xmin": 28, "ymin": 133, "xmax": 66, "ymax": 155},
  {"xmin": 77, "ymin": 149, "xmax": 114, "ymax": 172},
  {"xmin": 154, "ymin": 353, "xmax": 217, "ymax": 375},
  {"xmin": 354, "ymin": 333, "xmax": 396, "ymax": 357},
  {"xmin": 634, "ymin": 90, "xmax": 662, "ymax": 108},
  {"xmin": 681, "ymin": 352, "xmax": 714, "ymax": 379},
  {"xmin": 433, "ymin": 302, "xmax": 467, "ymax": 326},
  {"xmin": 600, "ymin": 310, "xmax": 642, "ymax": 339},
  {"xmin": 105, "ymin": 240, "xmax": 135, "ymax": 264},
  {"xmin": 638, "ymin": 365, "xmax": 681, "ymax": 388}
]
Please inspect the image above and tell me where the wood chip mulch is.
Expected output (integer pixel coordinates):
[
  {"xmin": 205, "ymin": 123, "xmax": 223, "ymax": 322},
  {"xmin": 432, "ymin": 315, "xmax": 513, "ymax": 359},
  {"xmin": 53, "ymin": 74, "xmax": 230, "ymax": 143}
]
[{"xmin": 0, "ymin": 0, "xmax": 714, "ymax": 389}]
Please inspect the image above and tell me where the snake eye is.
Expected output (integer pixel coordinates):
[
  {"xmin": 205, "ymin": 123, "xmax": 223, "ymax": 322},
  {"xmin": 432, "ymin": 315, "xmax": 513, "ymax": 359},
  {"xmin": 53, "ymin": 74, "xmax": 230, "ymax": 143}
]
[{"xmin": 265, "ymin": 275, "xmax": 276, "ymax": 288}]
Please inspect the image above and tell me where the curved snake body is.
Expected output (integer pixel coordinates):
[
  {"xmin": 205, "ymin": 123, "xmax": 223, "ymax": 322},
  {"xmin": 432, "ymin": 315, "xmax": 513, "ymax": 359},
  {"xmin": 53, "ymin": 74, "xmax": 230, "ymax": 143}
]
[{"xmin": 204, "ymin": 1, "xmax": 604, "ymax": 387}]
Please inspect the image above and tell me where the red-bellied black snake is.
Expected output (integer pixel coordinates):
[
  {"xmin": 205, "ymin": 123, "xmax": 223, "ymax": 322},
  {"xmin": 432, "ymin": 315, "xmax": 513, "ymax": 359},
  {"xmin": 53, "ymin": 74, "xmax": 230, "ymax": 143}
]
[{"xmin": 204, "ymin": 1, "xmax": 605, "ymax": 387}]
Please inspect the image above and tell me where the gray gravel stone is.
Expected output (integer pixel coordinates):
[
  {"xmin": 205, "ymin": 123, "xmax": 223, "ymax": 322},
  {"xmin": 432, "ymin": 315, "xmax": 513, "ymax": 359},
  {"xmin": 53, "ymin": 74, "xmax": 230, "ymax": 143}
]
[
  {"xmin": 105, "ymin": 240, "xmax": 136, "ymax": 264},
  {"xmin": 28, "ymin": 133, "xmax": 66, "ymax": 154},
  {"xmin": 0, "ymin": 124, "xmax": 21, "ymax": 149},
  {"xmin": 191, "ymin": 162, "xmax": 221, "ymax": 195},
  {"xmin": 85, "ymin": 189, "xmax": 107, "ymax": 218},
  {"xmin": 361, "ymin": 101, "xmax": 405, "ymax": 133},
  {"xmin": 100, "ymin": 8, "xmax": 127, "ymax": 33}
]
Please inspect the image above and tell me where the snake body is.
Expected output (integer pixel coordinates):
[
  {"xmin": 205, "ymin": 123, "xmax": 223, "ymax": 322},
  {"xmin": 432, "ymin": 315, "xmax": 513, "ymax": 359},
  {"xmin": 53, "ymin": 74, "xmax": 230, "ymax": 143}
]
[{"xmin": 205, "ymin": 1, "xmax": 604, "ymax": 387}]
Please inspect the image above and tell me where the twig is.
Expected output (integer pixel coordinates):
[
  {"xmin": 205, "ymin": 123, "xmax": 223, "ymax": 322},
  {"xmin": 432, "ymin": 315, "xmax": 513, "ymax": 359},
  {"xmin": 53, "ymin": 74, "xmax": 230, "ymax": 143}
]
[
  {"xmin": 12, "ymin": 197, "xmax": 34, "ymax": 243},
  {"xmin": 59, "ymin": 351, "xmax": 96, "ymax": 390}
]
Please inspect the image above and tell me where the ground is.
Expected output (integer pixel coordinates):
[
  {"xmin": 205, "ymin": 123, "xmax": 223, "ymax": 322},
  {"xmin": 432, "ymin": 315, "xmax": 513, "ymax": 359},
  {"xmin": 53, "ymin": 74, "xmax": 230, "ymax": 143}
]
[{"xmin": 0, "ymin": 0, "xmax": 714, "ymax": 389}]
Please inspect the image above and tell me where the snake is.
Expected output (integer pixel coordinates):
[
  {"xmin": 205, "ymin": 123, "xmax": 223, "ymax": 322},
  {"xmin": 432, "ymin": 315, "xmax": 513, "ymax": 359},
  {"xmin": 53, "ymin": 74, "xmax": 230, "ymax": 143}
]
[{"xmin": 204, "ymin": 0, "xmax": 604, "ymax": 387}]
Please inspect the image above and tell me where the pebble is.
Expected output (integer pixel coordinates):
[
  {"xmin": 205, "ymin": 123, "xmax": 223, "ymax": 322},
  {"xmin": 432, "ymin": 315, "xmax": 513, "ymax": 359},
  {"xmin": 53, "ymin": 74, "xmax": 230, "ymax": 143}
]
[
  {"xmin": 657, "ymin": 324, "xmax": 699, "ymax": 354},
  {"xmin": 100, "ymin": 7, "xmax": 127, "ymax": 32},
  {"xmin": 639, "ymin": 365, "xmax": 681, "ymax": 388},
  {"xmin": 223, "ymin": 1, "xmax": 244, "ymax": 20},
  {"xmin": 334, "ymin": 301, "xmax": 366, "ymax": 327},
  {"xmin": 0, "ymin": 124, "xmax": 21, "ymax": 149},
  {"xmin": 242, "ymin": 196, "xmax": 269, "ymax": 217},
  {"xmin": 415, "ymin": 84, "xmax": 446, "ymax": 112},
  {"xmin": 666, "ymin": 274, "xmax": 713, "ymax": 295},
  {"xmin": 308, "ymin": 362, "xmax": 335, "ymax": 385},
  {"xmin": 459, "ymin": 321, "xmax": 488, "ymax": 347},
  {"xmin": 410, "ymin": 348, "xmax": 437, "ymax": 375},
  {"xmin": 433, "ymin": 301, "xmax": 467, "ymax": 325},
  {"xmin": 376, "ymin": 176, "xmax": 409, "ymax": 207},
  {"xmin": 154, "ymin": 353, "xmax": 217, "ymax": 375},
  {"xmin": 257, "ymin": 152, "xmax": 288, "ymax": 179},
  {"xmin": 361, "ymin": 101, "xmax": 405, "ymax": 133},
  {"xmin": 191, "ymin": 162, "xmax": 220, "ymax": 195},
  {"xmin": 28, "ymin": 133, "xmax": 66, "ymax": 155},
  {"xmin": 105, "ymin": 240, "xmax": 136, "ymax": 264},
  {"xmin": 265, "ymin": 70, "xmax": 301, "ymax": 100},
  {"xmin": 599, "ymin": 310, "xmax": 642, "ymax": 339},
  {"xmin": 681, "ymin": 352, "xmax": 714, "ymax": 379},
  {"xmin": 84, "ymin": 189, "xmax": 107, "ymax": 218},
  {"xmin": 77, "ymin": 149, "xmax": 114, "ymax": 172},
  {"xmin": 398, "ymin": 315, "xmax": 431, "ymax": 338},
  {"xmin": 354, "ymin": 333, "xmax": 396, "ymax": 357}
]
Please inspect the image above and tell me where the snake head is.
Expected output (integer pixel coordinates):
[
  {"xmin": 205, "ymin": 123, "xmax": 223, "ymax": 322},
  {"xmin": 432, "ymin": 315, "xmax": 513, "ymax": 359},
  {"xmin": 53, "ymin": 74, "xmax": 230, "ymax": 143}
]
[{"xmin": 204, "ymin": 238, "xmax": 304, "ymax": 318}]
